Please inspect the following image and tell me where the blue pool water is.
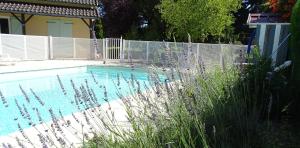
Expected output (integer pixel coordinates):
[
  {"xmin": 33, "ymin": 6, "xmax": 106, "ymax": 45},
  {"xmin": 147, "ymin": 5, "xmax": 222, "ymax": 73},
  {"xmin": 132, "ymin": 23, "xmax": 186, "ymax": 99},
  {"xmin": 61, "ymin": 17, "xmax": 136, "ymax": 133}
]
[{"xmin": 0, "ymin": 66, "xmax": 155, "ymax": 136}]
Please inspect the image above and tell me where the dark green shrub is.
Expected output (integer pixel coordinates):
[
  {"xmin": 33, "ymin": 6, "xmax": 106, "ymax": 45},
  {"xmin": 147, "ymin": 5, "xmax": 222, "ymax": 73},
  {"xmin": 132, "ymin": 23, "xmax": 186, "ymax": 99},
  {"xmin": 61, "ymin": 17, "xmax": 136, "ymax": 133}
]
[
  {"xmin": 290, "ymin": 0, "xmax": 300, "ymax": 83},
  {"xmin": 289, "ymin": 0, "xmax": 300, "ymax": 121}
]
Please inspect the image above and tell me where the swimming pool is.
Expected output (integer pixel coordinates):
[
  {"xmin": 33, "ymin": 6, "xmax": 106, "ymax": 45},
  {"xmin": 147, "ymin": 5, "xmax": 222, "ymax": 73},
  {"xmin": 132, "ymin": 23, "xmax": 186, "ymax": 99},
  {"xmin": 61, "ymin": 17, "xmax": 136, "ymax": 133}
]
[{"xmin": 0, "ymin": 66, "xmax": 154, "ymax": 136}]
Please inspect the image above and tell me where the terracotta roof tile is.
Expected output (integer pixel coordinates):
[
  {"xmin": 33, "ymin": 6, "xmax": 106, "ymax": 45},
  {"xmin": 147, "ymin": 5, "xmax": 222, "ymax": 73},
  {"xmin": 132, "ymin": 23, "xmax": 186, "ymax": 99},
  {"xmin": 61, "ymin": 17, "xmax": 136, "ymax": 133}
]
[
  {"xmin": 41, "ymin": 0, "xmax": 98, "ymax": 5},
  {"xmin": 6, "ymin": 0, "xmax": 98, "ymax": 6},
  {"xmin": 0, "ymin": 2, "xmax": 99, "ymax": 18}
]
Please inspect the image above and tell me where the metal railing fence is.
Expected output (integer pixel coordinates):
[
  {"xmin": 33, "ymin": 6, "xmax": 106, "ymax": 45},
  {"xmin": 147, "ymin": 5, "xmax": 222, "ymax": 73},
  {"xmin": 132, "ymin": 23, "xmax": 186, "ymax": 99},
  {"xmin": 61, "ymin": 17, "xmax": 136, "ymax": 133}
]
[{"xmin": 0, "ymin": 33, "xmax": 248, "ymax": 67}]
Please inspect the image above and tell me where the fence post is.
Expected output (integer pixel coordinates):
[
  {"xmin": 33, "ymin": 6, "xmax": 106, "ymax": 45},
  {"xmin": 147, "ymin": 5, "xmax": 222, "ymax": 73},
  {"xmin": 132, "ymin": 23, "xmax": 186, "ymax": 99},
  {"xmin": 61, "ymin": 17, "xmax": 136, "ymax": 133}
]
[
  {"xmin": 114, "ymin": 38, "xmax": 116, "ymax": 59},
  {"xmin": 24, "ymin": 35, "xmax": 28, "ymax": 60},
  {"xmin": 196, "ymin": 43, "xmax": 199, "ymax": 62},
  {"xmin": 116, "ymin": 38, "xmax": 118, "ymax": 59},
  {"xmin": 0, "ymin": 34, "xmax": 2, "ymax": 55},
  {"xmin": 105, "ymin": 38, "xmax": 108, "ymax": 60},
  {"xmin": 128, "ymin": 40, "xmax": 131, "ymax": 62},
  {"xmin": 220, "ymin": 44, "xmax": 225, "ymax": 71},
  {"xmin": 187, "ymin": 42, "xmax": 191, "ymax": 67},
  {"xmin": 113, "ymin": 38, "xmax": 115, "ymax": 59},
  {"xmin": 111, "ymin": 38, "xmax": 113, "ymax": 59},
  {"xmin": 123, "ymin": 39, "xmax": 126, "ymax": 61},
  {"xmin": 102, "ymin": 39, "xmax": 105, "ymax": 60},
  {"xmin": 94, "ymin": 39, "xmax": 97, "ymax": 60},
  {"xmin": 271, "ymin": 24, "xmax": 281, "ymax": 66},
  {"xmin": 44, "ymin": 37, "xmax": 48, "ymax": 60},
  {"xmin": 120, "ymin": 37, "xmax": 123, "ymax": 63},
  {"xmin": 49, "ymin": 36, "xmax": 53, "ymax": 59},
  {"xmin": 166, "ymin": 42, "xmax": 170, "ymax": 66},
  {"xmin": 73, "ymin": 38, "xmax": 76, "ymax": 59},
  {"xmin": 258, "ymin": 24, "xmax": 266, "ymax": 55},
  {"xmin": 146, "ymin": 41, "xmax": 149, "ymax": 64}
]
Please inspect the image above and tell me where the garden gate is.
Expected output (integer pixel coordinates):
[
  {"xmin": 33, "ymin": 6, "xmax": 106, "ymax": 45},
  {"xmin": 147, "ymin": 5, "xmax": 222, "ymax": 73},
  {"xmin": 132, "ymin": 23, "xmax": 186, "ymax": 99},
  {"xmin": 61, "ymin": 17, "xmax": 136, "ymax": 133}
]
[{"xmin": 103, "ymin": 38, "xmax": 124, "ymax": 62}]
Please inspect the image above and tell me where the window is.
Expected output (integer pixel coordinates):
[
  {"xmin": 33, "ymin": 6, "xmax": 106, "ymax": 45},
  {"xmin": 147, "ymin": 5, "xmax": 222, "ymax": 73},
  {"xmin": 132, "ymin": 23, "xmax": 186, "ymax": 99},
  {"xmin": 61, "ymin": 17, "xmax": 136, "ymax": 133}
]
[
  {"xmin": 0, "ymin": 18, "xmax": 9, "ymax": 34},
  {"xmin": 10, "ymin": 17, "xmax": 22, "ymax": 35},
  {"xmin": 0, "ymin": 16, "xmax": 22, "ymax": 35},
  {"xmin": 48, "ymin": 20, "xmax": 73, "ymax": 37}
]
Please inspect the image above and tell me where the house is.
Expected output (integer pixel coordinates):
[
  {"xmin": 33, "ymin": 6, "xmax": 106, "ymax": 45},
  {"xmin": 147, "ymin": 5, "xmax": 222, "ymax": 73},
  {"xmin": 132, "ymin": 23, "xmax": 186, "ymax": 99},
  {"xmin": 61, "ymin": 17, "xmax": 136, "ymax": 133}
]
[
  {"xmin": 247, "ymin": 13, "xmax": 290, "ymax": 65},
  {"xmin": 0, "ymin": 0, "xmax": 100, "ymax": 38}
]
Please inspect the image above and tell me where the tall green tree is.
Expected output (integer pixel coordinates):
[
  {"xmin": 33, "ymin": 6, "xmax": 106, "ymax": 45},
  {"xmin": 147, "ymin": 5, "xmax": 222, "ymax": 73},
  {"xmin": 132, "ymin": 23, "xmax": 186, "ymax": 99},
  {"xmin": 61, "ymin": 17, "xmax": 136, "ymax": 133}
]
[
  {"xmin": 101, "ymin": 0, "xmax": 137, "ymax": 37},
  {"xmin": 98, "ymin": 0, "xmax": 165, "ymax": 40},
  {"xmin": 125, "ymin": 0, "xmax": 166, "ymax": 40},
  {"xmin": 158, "ymin": 0, "xmax": 241, "ymax": 42},
  {"xmin": 290, "ymin": 0, "xmax": 300, "ymax": 83},
  {"xmin": 95, "ymin": 20, "xmax": 104, "ymax": 39}
]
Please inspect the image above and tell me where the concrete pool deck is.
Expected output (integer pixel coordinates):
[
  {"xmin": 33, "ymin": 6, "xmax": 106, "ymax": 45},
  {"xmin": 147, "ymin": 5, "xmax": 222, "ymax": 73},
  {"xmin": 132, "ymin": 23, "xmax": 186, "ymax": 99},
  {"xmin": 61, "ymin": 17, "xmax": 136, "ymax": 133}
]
[{"xmin": 0, "ymin": 60, "xmax": 124, "ymax": 74}]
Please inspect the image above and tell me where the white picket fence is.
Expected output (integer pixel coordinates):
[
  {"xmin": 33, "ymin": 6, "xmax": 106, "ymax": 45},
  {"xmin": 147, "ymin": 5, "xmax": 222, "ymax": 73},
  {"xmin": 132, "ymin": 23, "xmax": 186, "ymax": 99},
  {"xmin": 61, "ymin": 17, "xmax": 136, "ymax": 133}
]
[{"xmin": 0, "ymin": 33, "xmax": 247, "ymax": 67}]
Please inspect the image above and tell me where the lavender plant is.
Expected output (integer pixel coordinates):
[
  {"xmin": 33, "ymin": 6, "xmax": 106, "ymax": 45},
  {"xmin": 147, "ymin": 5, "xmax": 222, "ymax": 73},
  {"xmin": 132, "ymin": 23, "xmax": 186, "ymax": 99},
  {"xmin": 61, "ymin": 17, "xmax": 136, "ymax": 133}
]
[
  {"xmin": 1, "ymin": 38, "xmax": 297, "ymax": 148},
  {"xmin": 83, "ymin": 41, "xmax": 297, "ymax": 147}
]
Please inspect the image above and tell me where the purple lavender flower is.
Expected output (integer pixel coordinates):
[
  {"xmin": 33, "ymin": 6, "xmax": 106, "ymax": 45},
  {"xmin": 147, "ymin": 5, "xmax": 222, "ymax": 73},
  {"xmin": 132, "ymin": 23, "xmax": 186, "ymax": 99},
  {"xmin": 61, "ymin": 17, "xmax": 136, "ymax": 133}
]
[{"xmin": 19, "ymin": 85, "xmax": 30, "ymax": 103}]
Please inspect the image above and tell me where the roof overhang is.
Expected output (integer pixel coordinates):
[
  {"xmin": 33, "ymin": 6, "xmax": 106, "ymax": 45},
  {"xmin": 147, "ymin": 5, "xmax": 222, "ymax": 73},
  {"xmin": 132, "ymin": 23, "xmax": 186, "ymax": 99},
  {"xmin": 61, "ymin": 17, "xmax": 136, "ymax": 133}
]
[
  {"xmin": 36, "ymin": 0, "xmax": 98, "ymax": 6},
  {"xmin": 247, "ymin": 13, "xmax": 290, "ymax": 28},
  {"xmin": 0, "ymin": 2, "xmax": 100, "ymax": 19},
  {"xmin": 6, "ymin": 0, "xmax": 99, "ymax": 7}
]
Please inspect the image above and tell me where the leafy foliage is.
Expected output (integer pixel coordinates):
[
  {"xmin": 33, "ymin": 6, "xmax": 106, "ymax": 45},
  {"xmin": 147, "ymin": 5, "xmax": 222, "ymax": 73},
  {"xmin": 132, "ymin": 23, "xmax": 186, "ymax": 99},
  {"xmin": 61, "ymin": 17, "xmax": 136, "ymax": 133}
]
[
  {"xmin": 125, "ymin": 0, "xmax": 166, "ymax": 40},
  {"xmin": 158, "ymin": 0, "xmax": 241, "ymax": 42},
  {"xmin": 101, "ymin": 0, "xmax": 137, "ymax": 37},
  {"xmin": 290, "ymin": 0, "xmax": 300, "ymax": 82},
  {"xmin": 267, "ymin": 0, "xmax": 296, "ymax": 21},
  {"xmin": 99, "ymin": 0, "xmax": 165, "ymax": 40},
  {"xmin": 95, "ymin": 20, "xmax": 104, "ymax": 39},
  {"xmin": 287, "ymin": 0, "xmax": 300, "ymax": 120}
]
